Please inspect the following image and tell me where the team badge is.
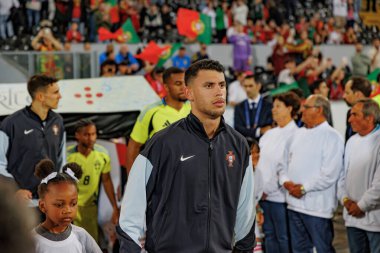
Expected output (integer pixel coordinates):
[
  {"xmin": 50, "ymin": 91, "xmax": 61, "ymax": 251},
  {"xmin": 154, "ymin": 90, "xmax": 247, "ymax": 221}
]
[
  {"xmin": 94, "ymin": 160, "xmax": 101, "ymax": 171},
  {"xmin": 226, "ymin": 151, "xmax": 236, "ymax": 168},
  {"xmin": 52, "ymin": 124, "xmax": 59, "ymax": 136}
]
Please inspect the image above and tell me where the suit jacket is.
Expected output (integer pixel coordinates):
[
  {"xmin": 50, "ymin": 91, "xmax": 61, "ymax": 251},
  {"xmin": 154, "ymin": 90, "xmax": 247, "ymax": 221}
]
[{"xmin": 234, "ymin": 97, "xmax": 273, "ymax": 143}]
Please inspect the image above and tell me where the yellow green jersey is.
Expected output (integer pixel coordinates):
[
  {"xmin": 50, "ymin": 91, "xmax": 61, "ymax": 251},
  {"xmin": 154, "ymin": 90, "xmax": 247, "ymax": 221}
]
[
  {"xmin": 130, "ymin": 99, "xmax": 191, "ymax": 144},
  {"xmin": 66, "ymin": 144, "xmax": 111, "ymax": 207}
]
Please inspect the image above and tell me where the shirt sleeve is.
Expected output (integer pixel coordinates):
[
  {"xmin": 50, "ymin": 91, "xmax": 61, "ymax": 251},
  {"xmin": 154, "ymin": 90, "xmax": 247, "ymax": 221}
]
[
  {"xmin": 357, "ymin": 147, "xmax": 380, "ymax": 212},
  {"xmin": 130, "ymin": 107, "xmax": 157, "ymax": 145},
  {"xmin": 102, "ymin": 153, "xmax": 112, "ymax": 174},
  {"xmin": 117, "ymin": 154, "xmax": 154, "ymax": 252},
  {"xmin": 83, "ymin": 229, "xmax": 103, "ymax": 253},
  {"xmin": 234, "ymin": 159, "xmax": 256, "ymax": 251},
  {"xmin": 0, "ymin": 130, "xmax": 13, "ymax": 178},
  {"xmin": 337, "ymin": 144, "xmax": 349, "ymax": 204}
]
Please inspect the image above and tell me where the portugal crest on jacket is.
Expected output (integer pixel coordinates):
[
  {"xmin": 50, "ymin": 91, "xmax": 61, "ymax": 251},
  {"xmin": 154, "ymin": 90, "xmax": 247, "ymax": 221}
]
[{"xmin": 226, "ymin": 151, "xmax": 235, "ymax": 168}]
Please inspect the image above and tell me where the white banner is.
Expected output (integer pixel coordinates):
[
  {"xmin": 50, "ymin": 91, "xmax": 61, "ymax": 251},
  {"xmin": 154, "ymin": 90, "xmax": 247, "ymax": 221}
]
[{"xmin": 0, "ymin": 76, "xmax": 160, "ymax": 116}]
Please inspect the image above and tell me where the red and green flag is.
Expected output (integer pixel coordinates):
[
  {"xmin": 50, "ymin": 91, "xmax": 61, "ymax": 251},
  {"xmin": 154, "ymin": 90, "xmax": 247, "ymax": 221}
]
[
  {"xmin": 156, "ymin": 43, "xmax": 182, "ymax": 67},
  {"xmin": 98, "ymin": 19, "xmax": 140, "ymax": 43},
  {"xmin": 105, "ymin": 0, "xmax": 119, "ymax": 24},
  {"xmin": 177, "ymin": 8, "xmax": 212, "ymax": 44},
  {"xmin": 368, "ymin": 68, "xmax": 380, "ymax": 83},
  {"xmin": 135, "ymin": 41, "xmax": 171, "ymax": 65},
  {"xmin": 270, "ymin": 82, "xmax": 299, "ymax": 96}
]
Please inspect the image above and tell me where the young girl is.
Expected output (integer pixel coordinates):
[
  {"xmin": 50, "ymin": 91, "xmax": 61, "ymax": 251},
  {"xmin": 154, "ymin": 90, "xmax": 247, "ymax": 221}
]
[{"xmin": 33, "ymin": 159, "xmax": 102, "ymax": 253}]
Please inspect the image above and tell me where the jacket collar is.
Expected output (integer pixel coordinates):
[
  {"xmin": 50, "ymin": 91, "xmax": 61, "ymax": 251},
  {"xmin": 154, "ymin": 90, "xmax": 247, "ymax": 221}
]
[
  {"xmin": 186, "ymin": 112, "xmax": 226, "ymax": 140},
  {"xmin": 25, "ymin": 106, "xmax": 53, "ymax": 124}
]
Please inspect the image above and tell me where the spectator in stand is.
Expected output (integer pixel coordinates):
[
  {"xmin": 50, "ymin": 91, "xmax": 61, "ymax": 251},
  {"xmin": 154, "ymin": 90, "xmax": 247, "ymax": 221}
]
[
  {"xmin": 328, "ymin": 60, "xmax": 349, "ymax": 100},
  {"xmin": 229, "ymin": 21, "xmax": 252, "ymax": 72},
  {"xmin": 172, "ymin": 47, "xmax": 191, "ymax": 70},
  {"xmin": 161, "ymin": 3, "xmax": 176, "ymax": 41},
  {"xmin": 115, "ymin": 45, "xmax": 139, "ymax": 74},
  {"xmin": 232, "ymin": 0, "xmax": 248, "ymax": 26},
  {"xmin": 333, "ymin": 0, "xmax": 348, "ymax": 29},
  {"xmin": 0, "ymin": 0, "xmax": 19, "ymax": 40},
  {"xmin": 31, "ymin": 28, "xmax": 63, "ymax": 51},
  {"xmin": 65, "ymin": 22, "xmax": 82, "ymax": 43},
  {"xmin": 143, "ymin": 4, "xmax": 163, "ymax": 42},
  {"xmin": 228, "ymin": 71, "xmax": 247, "ymax": 106},
  {"xmin": 192, "ymin": 43, "xmax": 210, "ymax": 63},
  {"xmin": 215, "ymin": 1, "xmax": 230, "ymax": 43},
  {"xmin": 271, "ymin": 36, "xmax": 287, "ymax": 76},
  {"xmin": 99, "ymin": 44, "xmax": 114, "ymax": 65},
  {"xmin": 100, "ymin": 59, "xmax": 117, "ymax": 77},
  {"xmin": 202, "ymin": 2, "xmax": 216, "ymax": 32},
  {"xmin": 277, "ymin": 57, "xmax": 311, "ymax": 85},
  {"xmin": 343, "ymin": 27, "xmax": 357, "ymax": 44},
  {"xmin": 311, "ymin": 79, "xmax": 330, "ymax": 99},
  {"xmin": 250, "ymin": 0, "xmax": 265, "ymax": 22},
  {"xmin": 26, "ymin": 0, "xmax": 42, "ymax": 31},
  {"xmin": 145, "ymin": 66, "xmax": 167, "ymax": 98},
  {"xmin": 368, "ymin": 37, "xmax": 380, "ymax": 72},
  {"xmin": 352, "ymin": 42, "xmax": 371, "ymax": 77}
]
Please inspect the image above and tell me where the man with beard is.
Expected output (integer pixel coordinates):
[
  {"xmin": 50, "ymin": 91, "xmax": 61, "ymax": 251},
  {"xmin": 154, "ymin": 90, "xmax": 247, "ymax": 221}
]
[
  {"xmin": 343, "ymin": 77, "xmax": 372, "ymax": 141},
  {"xmin": 117, "ymin": 59, "xmax": 256, "ymax": 252},
  {"xmin": 67, "ymin": 119, "xmax": 119, "ymax": 242},
  {"xmin": 126, "ymin": 67, "xmax": 191, "ymax": 174}
]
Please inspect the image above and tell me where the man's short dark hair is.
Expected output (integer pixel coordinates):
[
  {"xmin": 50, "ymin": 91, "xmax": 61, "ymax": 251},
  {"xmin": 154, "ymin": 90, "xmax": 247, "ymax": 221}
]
[
  {"xmin": 244, "ymin": 74, "xmax": 262, "ymax": 85},
  {"xmin": 27, "ymin": 74, "xmax": 58, "ymax": 99},
  {"xmin": 74, "ymin": 119, "xmax": 96, "ymax": 133},
  {"xmin": 185, "ymin": 59, "xmax": 225, "ymax": 86},
  {"xmin": 350, "ymin": 76, "xmax": 372, "ymax": 97},
  {"xmin": 163, "ymin": 67, "xmax": 184, "ymax": 84},
  {"xmin": 311, "ymin": 79, "xmax": 325, "ymax": 93}
]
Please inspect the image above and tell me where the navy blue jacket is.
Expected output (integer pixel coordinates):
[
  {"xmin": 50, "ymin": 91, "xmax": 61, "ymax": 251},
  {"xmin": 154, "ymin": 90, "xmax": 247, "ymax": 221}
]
[
  {"xmin": 117, "ymin": 113, "xmax": 256, "ymax": 253},
  {"xmin": 0, "ymin": 107, "xmax": 64, "ymax": 198},
  {"xmin": 234, "ymin": 97, "xmax": 273, "ymax": 142}
]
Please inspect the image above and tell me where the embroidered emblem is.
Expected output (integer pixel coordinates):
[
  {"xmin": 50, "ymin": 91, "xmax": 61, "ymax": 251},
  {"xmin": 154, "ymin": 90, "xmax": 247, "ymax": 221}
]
[
  {"xmin": 226, "ymin": 151, "xmax": 236, "ymax": 168},
  {"xmin": 52, "ymin": 124, "xmax": 59, "ymax": 136}
]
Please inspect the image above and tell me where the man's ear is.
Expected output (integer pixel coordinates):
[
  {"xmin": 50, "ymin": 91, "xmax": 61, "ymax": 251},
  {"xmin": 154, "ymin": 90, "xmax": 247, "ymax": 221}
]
[{"xmin": 185, "ymin": 86, "xmax": 194, "ymax": 102}]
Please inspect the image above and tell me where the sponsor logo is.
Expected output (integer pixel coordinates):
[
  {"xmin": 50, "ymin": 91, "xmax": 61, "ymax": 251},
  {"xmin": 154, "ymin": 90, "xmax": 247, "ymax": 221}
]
[
  {"xmin": 24, "ymin": 129, "xmax": 34, "ymax": 135},
  {"xmin": 180, "ymin": 155, "xmax": 195, "ymax": 162},
  {"xmin": 225, "ymin": 151, "xmax": 235, "ymax": 168}
]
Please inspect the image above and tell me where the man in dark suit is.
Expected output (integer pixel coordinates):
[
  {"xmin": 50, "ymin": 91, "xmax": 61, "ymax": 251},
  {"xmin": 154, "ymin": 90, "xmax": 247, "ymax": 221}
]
[{"xmin": 234, "ymin": 74, "xmax": 273, "ymax": 145}]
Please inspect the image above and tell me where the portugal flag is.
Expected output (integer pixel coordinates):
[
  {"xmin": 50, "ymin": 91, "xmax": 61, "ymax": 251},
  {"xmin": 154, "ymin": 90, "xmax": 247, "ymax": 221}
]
[
  {"xmin": 156, "ymin": 43, "xmax": 182, "ymax": 67},
  {"xmin": 177, "ymin": 8, "xmax": 212, "ymax": 44},
  {"xmin": 98, "ymin": 19, "xmax": 140, "ymax": 43},
  {"xmin": 135, "ymin": 41, "xmax": 171, "ymax": 65},
  {"xmin": 105, "ymin": 0, "xmax": 119, "ymax": 24}
]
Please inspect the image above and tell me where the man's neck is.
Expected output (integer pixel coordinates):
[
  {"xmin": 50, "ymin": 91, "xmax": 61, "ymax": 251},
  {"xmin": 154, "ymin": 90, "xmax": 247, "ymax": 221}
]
[
  {"xmin": 248, "ymin": 94, "xmax": 259, "ymax": 101},
  {"xmin": 77, "ymin": 144, "xmax": 92, "ymax": 157},
  {"xmin": 30, "ymin": 102, "xmax": 49, "ymax": 121},
  {"xmin": 306, "ymin": 119, "xmax": 325, "ymax": 129},
  {"xmin": 194, "ymin": 112, "xmax": 221, "ymax": 139},
  {"xmin": 165, "ymin": 97, "xmax": 184, "ymax": 111}
]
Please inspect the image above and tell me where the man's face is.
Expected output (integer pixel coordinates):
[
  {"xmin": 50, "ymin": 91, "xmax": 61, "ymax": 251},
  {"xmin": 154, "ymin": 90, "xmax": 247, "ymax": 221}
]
[
  {"xmin": 75, "ymin": 125, "xmax": 97, "ymax": 150},
  {"xmin": 166, "ymin": 72, "xmax": 187, "ymax": 102},
  {"xmin": 343, "ymin": 80, "xmax": 356, "ymax": 106},
  {"xmin": 301, "ymin": 96, "xmax": 321, "ymax": 127},
  {"xmin": 243, "ymin": 78, "xmax": 261, "ymax": 99},
  {"xmin": 178, "ymin": 49, "xmax": 186, "ymax": 57},
  {"xmin": 185, "ymin": 70, "xmax": 226, "ymax": 119},
  {"xmin": 120, "ymin": 45, "xmax": 129, "ymax": 55},
  {"xmin": 40, "ymin": 82, "xmax": 62, "ymax": 110},
  {"xmin": 348, "ymin": 103, "xmax": 373, "ymax": 135},
  {"xmin": 39, "ymin": 182, "xmax": 78, "ymax": 233}
]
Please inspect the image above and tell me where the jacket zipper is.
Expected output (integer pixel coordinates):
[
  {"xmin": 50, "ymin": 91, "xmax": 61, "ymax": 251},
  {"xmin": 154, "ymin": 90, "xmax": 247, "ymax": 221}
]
[{"xmin": 205, "ymin": 141, "xmax": 213, "ymax": 252}]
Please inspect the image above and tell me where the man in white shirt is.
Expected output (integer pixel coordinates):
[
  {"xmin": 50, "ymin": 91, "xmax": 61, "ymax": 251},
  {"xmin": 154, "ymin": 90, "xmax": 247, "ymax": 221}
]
[
  {"xmin": 337, "ymin": 98, "xmax": 380, "ymax": 253},
  {"xmin": 279, "ymin": 95, "xmax": 344, "ymax": 253}
]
